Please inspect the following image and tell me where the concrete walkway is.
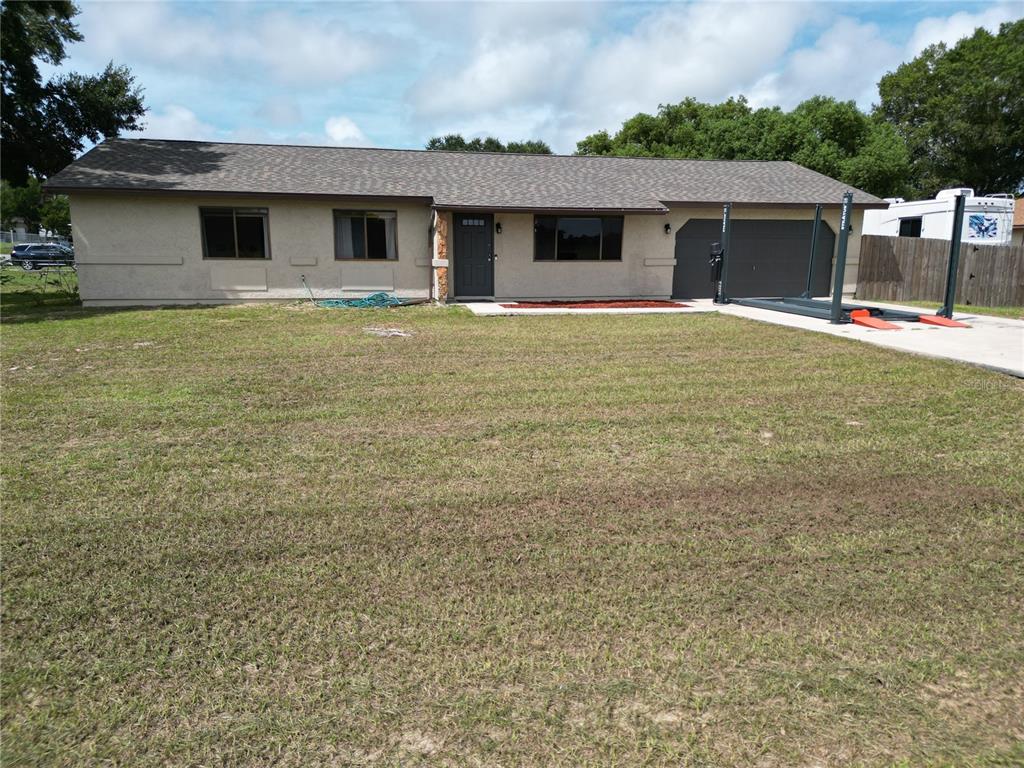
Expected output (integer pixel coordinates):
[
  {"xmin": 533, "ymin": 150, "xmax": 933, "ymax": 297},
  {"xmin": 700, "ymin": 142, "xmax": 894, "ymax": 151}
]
[{"xmin": 461, "ymin": 299, "xmax": 1024, "ymax": 377}]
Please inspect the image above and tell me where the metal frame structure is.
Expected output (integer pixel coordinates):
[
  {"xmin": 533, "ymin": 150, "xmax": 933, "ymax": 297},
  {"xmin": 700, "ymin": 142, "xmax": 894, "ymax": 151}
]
[{"xmin": 712, "ymin": 192, "xmax": 969, "ymax": 328}]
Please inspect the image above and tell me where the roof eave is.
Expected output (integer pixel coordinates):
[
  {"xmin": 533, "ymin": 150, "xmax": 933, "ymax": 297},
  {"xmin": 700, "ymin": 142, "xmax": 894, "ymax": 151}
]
[
  {"xmin": 661, "ymin": 199, "xmax": 888, "ymax": 209},
  {"xmin": 434, "ymin": 204, "xmax": 669, "ymax": 215},
  {"xmin": 42, "ymin": 185, "xmax": 435, "ymax": 205}
]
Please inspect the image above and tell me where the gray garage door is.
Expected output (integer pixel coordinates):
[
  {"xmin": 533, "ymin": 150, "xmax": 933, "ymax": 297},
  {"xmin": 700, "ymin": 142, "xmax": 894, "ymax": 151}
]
[{"xmin": 671, "ymin": 219, "xmax": 835, "ymax": 299}]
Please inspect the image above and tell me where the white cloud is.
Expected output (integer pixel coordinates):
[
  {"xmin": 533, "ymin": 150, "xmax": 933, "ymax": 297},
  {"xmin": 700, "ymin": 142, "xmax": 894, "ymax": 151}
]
[
  {"xmin": 906, "ymin": 4, "xmax": 1021, "ymax": 56},
  {"xmin": 76, "ymin": 0, "xmax": 383, "ymax": 86},
  {"xmin": 745, "ymin": 2, "xmax": 1023, "ymax": 113},
  {"xmin": 243, "ymin": 12, "xmax": 381, "ymax": 86},
  {"xmin": 130, "ymin": 105, "xmax": 222, "ymax": 141},
  {"xmin": 412, "ymin": 33, "xmax": 589, "ymax": 117},
  {"xmin": 412, "ymin": 1, "xmax": 809, "ymax": 151},
  {"xmin": 747, "ymin": 18, "xmax": 901, "ymax": 110},
  {"xmin": 575, "ymin": 2, "xmax": 805, "ymax": 123},
  {"xmin": 408, "ymin": 2, "xmax": 595, "ymax": 118},
  {"xmin": 324, "ymin": 116, "xmax": 371, "ymax": 147},
  {"xmin": 128, "ymin": 105, "xmax": 373, "ymax": 148}
]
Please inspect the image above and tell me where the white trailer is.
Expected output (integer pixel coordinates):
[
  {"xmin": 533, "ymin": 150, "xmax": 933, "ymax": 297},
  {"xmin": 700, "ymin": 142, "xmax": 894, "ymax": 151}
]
[{"xmin": 862, "ymin": 188, "xmax": 1016, "ymax": 245}]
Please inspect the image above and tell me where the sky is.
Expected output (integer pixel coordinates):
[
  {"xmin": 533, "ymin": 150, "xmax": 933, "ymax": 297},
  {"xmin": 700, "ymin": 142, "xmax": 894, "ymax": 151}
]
[{"xmin": 47, "ymin": 0, "xmax": 1024, "ymax": 154}]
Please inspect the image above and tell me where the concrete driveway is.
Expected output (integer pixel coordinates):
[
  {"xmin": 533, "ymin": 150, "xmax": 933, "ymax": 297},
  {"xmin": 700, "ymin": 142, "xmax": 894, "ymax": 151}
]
[{"xmin": 714, "ymin": 299, "xmax": 1024, "ymax": 377}]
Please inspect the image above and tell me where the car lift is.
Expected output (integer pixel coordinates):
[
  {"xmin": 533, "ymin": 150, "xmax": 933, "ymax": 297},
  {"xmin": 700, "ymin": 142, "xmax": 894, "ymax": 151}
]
[{"xmin": 709, "ymin": 192, "xmax": 969, "ymax": 330}]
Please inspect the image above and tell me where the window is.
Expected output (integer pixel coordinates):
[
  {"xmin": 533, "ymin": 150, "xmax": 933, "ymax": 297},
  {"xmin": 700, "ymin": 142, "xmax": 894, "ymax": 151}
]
[
  {"xmin": 200, "ymin": 208, "xmax": 269, "ymax": 259},
  {"xmin": 898, "ymin": 217, "xmax": 922, "ymax": 238},
  {"xmin": 534, "ymin": 216, "xmax": 623, "ymax": 261},
  {"xmin": 335, "ymin": 210, "xmax": 398, "ymax": 260}
]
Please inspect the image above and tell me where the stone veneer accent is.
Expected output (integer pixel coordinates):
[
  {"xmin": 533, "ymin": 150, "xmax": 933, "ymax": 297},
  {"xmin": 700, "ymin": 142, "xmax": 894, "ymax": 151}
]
[{"xmin": 434, "ymin": 211, "xmax": 450, "ymax": 302}]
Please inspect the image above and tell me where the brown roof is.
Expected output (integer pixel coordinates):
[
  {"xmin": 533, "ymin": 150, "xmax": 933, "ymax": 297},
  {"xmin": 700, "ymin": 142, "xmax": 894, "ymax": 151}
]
[{"xmin": 44, "ymin": 138, "xmax": 885, "ymax": 211}]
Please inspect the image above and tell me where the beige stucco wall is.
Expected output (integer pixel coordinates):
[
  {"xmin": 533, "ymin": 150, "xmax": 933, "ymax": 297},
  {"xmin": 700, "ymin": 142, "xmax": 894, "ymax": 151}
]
[
  {"xmin": 70, "ymin": 192, "xmax": 866, "ymax": 305},
  {"xmin": 452, "ymin": 204, "xmax": 865, "ymax": 300},
  {"xmin": 70, "ymin": 193, "xmax": 433, "ymax": 306}
]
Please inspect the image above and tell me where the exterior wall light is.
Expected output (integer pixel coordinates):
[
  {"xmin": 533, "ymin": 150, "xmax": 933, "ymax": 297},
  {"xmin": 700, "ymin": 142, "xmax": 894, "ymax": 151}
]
[
  {"xmin": 664, "ymin": 223, "xmax": 672, "ymax": 234},
  {"xmin": 495, "ymin": 221, "xmax": 502, "ymax": 234}
]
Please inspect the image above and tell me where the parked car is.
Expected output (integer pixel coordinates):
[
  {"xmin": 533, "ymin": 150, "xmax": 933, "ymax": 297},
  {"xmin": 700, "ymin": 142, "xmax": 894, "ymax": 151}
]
[{"xmin": 10, "ymin": 243, "xmax": 74, "ymax": 270}]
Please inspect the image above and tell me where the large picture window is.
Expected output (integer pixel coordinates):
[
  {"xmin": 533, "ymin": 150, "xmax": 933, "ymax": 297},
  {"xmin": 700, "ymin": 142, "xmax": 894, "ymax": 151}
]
[
  {"xmin": 334, "ymin": 210, "xmax": 398, "ymax": 260},
  {"xmin": 200, "ymin": 207, "xmax": 269, "ymax": 259},
  {"xmin": 534, "ymin": 216, "xmax": 623, "ymax": 261}
]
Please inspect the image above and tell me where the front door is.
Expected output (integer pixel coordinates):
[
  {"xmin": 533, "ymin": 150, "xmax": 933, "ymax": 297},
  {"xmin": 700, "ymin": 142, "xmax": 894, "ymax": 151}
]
[{"xmin": 453, "ymin": 213, "xmax": 494, "ymax": 298}]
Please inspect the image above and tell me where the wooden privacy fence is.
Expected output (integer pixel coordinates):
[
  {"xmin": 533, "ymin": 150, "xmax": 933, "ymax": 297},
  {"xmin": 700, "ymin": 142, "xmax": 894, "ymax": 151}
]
[{"xmin": 856, "ymin": 235, "xmax": 1024, "ymax": 307}]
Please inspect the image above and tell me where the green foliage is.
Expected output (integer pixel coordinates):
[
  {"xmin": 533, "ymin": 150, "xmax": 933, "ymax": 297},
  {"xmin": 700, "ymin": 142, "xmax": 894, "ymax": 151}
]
[
  {"xmin": 1, "ymin": 177, "xmax": 70, "ymax": 235},
  {"xmin": 876, "ymin": 18, "xmax": 1024, "ymax": 196},
  {"xmin": 505, "ymin": 139, "xmax": 553, "ymax": 154},
  {"xmin": 1, "ymin": 177, "xmax": 43, "ymax": 229},
  {"xmin": 576, "ymin": 96, "xmax": 911, "ymax": 197},
  {"xmin": 40, "ymin": 191, "xmax": 70, "ymax": 236},
  {"xmin": 1, "ymin": 0, "xmax": 146, "ymax": 184},
  {"xmin": 426, "ymin": 134, "xmax": 552, "ymax": 154}
]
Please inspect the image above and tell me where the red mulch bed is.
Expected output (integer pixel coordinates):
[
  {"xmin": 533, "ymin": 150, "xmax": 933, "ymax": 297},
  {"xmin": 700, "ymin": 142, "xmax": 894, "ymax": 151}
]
[{"xmin": 499, "ymin": 299, "xmax": 690, "ymax": 309}]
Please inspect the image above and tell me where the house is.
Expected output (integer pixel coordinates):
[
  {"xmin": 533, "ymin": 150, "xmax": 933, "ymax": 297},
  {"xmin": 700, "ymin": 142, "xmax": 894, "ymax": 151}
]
[
  {"xmin": 44, "ymin": 139, "xmax": 885, "ymax": 307},
  {"xmin": 1013, "ymin": 202, "xmax": 1024, "ymax": 247}
]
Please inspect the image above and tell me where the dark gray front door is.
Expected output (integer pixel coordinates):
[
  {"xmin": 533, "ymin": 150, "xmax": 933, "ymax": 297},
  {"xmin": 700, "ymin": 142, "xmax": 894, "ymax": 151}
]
[
  {"xmin": 454, "ymin": 214, "xmax": 494, "ymax": 297},
  {"xmin": 671, "ymin": 219, "xmax": 836, "ymax": 299}
]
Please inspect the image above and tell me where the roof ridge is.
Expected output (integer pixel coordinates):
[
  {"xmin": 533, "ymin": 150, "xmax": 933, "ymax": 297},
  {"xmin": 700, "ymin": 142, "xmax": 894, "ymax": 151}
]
[{"xmin": 105, "ymin": 137, "xmax": 795, "ymax": 164}]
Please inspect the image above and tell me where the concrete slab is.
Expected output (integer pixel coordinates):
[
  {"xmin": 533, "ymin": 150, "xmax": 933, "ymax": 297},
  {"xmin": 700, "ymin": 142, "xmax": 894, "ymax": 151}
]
[{"xmin": 712, "ymin": 299, "xmax": 1024, "ymax": 377}]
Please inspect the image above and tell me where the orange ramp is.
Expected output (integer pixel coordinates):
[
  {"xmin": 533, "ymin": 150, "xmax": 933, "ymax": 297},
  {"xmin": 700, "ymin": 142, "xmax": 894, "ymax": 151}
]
[{"xmin": 918, "ymin": 315, "xmax": 970, "ymax": 328}]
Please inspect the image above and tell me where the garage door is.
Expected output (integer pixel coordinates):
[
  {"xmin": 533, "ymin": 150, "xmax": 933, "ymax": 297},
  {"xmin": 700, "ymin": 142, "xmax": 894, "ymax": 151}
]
[{"xmin": 671, "ymin": 219, "xmax": 835, "ymax": 299}]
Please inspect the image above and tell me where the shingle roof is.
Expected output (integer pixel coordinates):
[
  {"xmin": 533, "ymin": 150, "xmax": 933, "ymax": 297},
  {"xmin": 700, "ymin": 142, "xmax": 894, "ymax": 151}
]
[{"xmin": 44, "ymin": 138, "xmax": 884, "ymax": 210}]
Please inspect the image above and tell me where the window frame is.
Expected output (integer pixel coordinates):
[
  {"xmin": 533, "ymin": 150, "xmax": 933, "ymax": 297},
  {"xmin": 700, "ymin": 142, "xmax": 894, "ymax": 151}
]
[
  {"xmin": 199, "ymin": 207, "xmax": 271, "ymax": 260},
  {"xmin": 898, "ymin": 217, "xmax": 923, "ymax": 238},
  {"xmin": 533, "ymin": 215, "xmax": 624, "ymax": 262},
  {"xmin": 333, "ymin": 209, "xmax": 399, "ymax": 261}
]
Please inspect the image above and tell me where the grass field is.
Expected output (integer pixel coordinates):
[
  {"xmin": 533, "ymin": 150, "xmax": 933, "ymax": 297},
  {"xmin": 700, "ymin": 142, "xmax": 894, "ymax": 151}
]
[{"xmin": 3, "ymin": 281, "xmax": 1023, "ymax": 766}]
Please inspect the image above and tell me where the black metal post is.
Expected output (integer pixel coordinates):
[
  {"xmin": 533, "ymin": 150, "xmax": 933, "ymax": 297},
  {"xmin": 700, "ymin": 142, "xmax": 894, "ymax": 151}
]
[
  {"xmin": 938, "ymin": 192, "xmax": 966, "ymax": 319},
  {"xmin": 830, "ymin": 192, "xmax": 853, "ymax": 324},
  {"xmin": 801, "ymin": 204, "xmax": 823, "ymax": 298},
  {"xmin": 714, "ymin": 202, "xmax": 732, "ymax": 304}
]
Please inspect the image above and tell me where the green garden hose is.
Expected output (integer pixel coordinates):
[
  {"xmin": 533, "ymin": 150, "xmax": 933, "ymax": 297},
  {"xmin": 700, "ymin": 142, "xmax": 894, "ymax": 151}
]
[{"xmin": 300, "ymin": 275, "xmax": 408, "ymax": 308}]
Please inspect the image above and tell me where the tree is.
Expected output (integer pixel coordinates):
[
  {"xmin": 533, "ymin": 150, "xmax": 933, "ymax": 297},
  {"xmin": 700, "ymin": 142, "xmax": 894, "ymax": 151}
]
[
  {"xmin": 40, "ymin": 194, "xmax": 70, "ymax": 237},
  {"xmin": 0, "ymin": 178, "xmax": 70, "ymax": 236},
  {"xmin": 575, "ymin": 96, "xmax": 911, "ymax": 198},
  {"xmin": 876, "ymin": 18, "xmax": 1024, "ymax": 196},
  {"xmin": 1, "ymin": 0, "xmax": 146, "ymax": 185},
  {"xmin": 1, "ymin": 178, "xmax": 43, "ymax": 230},
  {"xmin": 426, "ymin": 134, "xmax": 552, "ymax": 154}
]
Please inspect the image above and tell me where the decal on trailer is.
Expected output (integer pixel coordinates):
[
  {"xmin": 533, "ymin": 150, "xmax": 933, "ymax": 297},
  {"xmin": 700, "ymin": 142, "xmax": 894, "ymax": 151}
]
[{"xmin": 967, "ymin": 214, "xmax": 999, "ymax": 240}]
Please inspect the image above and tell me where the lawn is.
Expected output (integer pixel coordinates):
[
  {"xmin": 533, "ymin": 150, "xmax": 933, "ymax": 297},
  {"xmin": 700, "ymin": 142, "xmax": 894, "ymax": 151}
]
[{"xmin": 2, "ymin": 285, "xmax": 1023, "ymax": 766}]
